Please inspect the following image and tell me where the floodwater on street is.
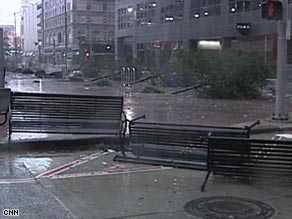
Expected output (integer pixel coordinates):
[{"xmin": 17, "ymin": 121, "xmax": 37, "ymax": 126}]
[
  {"xmin": 2, "ymin": 71, "xmax": 291, "ymax": 143},
  {"xmin": 5, "ymin": 72, "xmax": 123, "ymax": 95}
]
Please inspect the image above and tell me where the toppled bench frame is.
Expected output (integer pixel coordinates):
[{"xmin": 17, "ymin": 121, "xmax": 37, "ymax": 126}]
[{"xmin": 115, "ymin": 116, "xmax": 259, "ymax": 169}]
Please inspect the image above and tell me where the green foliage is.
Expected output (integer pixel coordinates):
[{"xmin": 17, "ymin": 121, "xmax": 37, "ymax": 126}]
[
  {"xmin": 81, "ymin": 55, "xmax": 114, "ymax": 77},
  {"xmin": 141, "ymin": 86, "xmax": 164, "ymax": 94},
  {"xmin": 115, "ymin": 49, "xmax": 273, "ymax": 99},
  {"xmin": 205, "ymin": 51, "xmax": 273, "ymax": 99},
  {"xmin": 96, "ymin": 79, "xmax": 113, "ymax": 87},
  {"xmin": 168, "ymin": 50, "xmax": 274, "ymax": 99}
]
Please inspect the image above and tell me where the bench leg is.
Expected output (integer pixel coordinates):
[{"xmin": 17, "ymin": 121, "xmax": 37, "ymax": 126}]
[
  {"xmin": 8, "ymin": 116, "xmax": 11, "ymax": 144},
  {"xmin": 119, "ymin": 129, "xmax": 126, "ymax": 157},
  {"xmin": 201, "ymin": 171, "xmax": 211, "ymax": 192}
]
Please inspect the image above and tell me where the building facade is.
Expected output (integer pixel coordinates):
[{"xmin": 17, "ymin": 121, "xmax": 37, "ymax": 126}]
[
  {"xmin": 115, "ymin": 0, "xmax": 292, "ymax": 61},
  {"xmin": 22, "ymin": 2, "xmax": 39, "ymax": 52},
  {"xmin": 41, "ymin": 0, "xmax": 115, "ymax": 69},
  {"xmin": 0, "ymin": 25, "xmax": 16, "ymax": 52}
]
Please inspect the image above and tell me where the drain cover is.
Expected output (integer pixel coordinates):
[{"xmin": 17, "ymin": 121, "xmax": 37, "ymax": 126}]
[{"xmin": 184, "ymin": 196, "xmax": 275, "ymax": 219}]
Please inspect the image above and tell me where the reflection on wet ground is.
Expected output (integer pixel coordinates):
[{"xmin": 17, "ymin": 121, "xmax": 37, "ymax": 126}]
[
  {"xmin": 15, "ymin": 157, "xmax": 52, "ymax": 175},
  {"xmin": 4, "ymin": 72, "xmax": 281, "ymax": 126},
  {"xmin": 5, "ymin": 72, "xmax": 124, "ymax": 95},
  {"xmin": 0, "ymin": 71, "xmax": 283, "ymax": 144},
  {"xmin": 0, "ymin": 150, "xmax": 101, "ymax": 180}
]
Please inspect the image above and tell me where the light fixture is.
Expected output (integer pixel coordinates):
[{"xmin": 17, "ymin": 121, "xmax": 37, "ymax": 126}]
[
  {"xmin": 198, "ymin": 40, "xmax": 222, "ymax": 51},
  {"xmin": 204, "ymin": 11, "xmax": 209, "ymax": 16},
  {"xmin": 165, "ymin": 16, "xmax": 174, "ymax": 21},
  {"xmin": 127, "ymin": 7, "xmax": 133, "ymax": 13},
  {"xmin": 194, "ymin": 13, "xmax": 200, "ymax": 18},
  {"xmin": 230, "ymin": 7, "xmax": 236, "ymax": 13}
]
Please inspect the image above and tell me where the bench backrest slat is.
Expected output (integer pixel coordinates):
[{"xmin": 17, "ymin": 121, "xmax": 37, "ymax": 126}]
[
  {"xmin": 10, "ymin": 92, "xmax": 124, "ymax": 136},
  {"xmin": 11, "ymin": 92, "xmax": 123, "ymax": 121},
  {"xmin": 208, "ymin": 137, "xmax": 292, "ymax": 178},
  {"xmin": 130, "ymin": 122, "xmax": 250, "ymax": 148}
]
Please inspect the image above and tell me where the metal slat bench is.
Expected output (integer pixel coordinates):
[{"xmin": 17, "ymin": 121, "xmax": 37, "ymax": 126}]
[
  {"xmin": 9, "ymin": 92, "xmax": 126, "ymax": 143},
  {"xmin": 201, "ymin": 137, "xmax": 292, "ymax": 192},
  {"xmin": 0, "ymin": 89, "xmax": 11, "ymax": 127},
  {"xmin": 114, "ymin": 118, "xmax": 259, "ymax": 169}
]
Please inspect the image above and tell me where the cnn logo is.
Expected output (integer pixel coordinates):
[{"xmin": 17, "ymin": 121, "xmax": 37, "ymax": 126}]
[{"xmin": 3, "ymin": 209, "xmax": 19, "ymax": 217}]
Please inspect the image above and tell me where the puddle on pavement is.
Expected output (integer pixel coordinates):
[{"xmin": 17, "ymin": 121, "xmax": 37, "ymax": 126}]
[
  {"xmin": 13, "ymin": 133, "xmax": 49, "ymax": 139},
  {"xmin": 15, "ymin": 157, "xmax": 52, "ymax": 175}
]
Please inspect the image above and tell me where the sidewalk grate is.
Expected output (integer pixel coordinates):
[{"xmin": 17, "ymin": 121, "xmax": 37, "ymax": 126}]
[{"xmin": 184, "ymin": 196, "xmax": 275, "ymax": 219}]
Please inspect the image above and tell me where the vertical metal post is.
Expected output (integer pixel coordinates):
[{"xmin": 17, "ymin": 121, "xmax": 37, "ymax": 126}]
[
  {"xmin": 132, "ymin": 9, "xmax": 137, "ymax": 60},
  {"xmin": 64, "ymin": 0, "xmax": 68, "ymax": 71},
  {"xmin": 53, "ymin": 39, "xmax": 56, "ymax": 65},
  {"xmin": 41, "ymin": 0, "xmax": 45, "ymax": 66},
  {"xmin": 132, "ymin": 67, "xmax": 136, "ymax": 83},
  {"xmin": 273, "ymin": 1, "xmax": 289, "ymax": 120},
  {"xmin": 264, "ymin": 36, "xmax": 267, "ymax": 63},
  {"xmin": 14, "ymin": 12, "xmax": 18, "ymax": 69},
  {"xmin": 0, "ymin": 28, "xmax": 4, "ymax": 88},
  {"xmin": 89, "ymin": 20, "xmax": 93, "ymax": 72}
]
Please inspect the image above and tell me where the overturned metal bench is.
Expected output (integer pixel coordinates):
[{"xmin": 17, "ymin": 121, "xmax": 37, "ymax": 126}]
[
  {"xmin": 115, "ymin": 117, "xmax": 259, "ymax": 169},
  {"xmin": 9, "ymin": 92, "xmax": 126, "ymax": 143},
  {"xmin": 201, "ymin": 137, "xmax": 292, "ymax": 192}
]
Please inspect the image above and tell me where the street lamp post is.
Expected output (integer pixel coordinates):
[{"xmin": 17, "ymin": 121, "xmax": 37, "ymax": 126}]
[
  {"xmin": 273, "ymin": 1, "xmax": 289, "ymax": 120},
  {"xmin": 14, "ymin": 12, "xmax": 18, "ymax": 69},
  {"xmin": 127, "ymin": 7, "xmax": 137, "ymax": 61},
  {"xmin": 0, "ymin": 28, "xmax": 4, "ymax": 88},
  {"xmin": 37, "ymin": 41, "xmax": 42, "ymax": 63},
  {"xmin": 64, "ymin": 0, "xmax": 68, "ymax": 71}
]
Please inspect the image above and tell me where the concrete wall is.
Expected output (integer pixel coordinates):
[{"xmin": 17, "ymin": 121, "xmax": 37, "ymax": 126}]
[{"xmin": 23, "ymin": 2, "xmax": 39, "ymax": 52}]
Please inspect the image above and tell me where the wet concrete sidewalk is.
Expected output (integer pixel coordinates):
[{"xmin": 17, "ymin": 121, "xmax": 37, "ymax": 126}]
[
  {"xmin": 45, "ymin": 153, "xmax": 291, "ymax": 219},
  {"xmin": 1, "ymin": 150, "xmax": 290, "ymax": 219}
]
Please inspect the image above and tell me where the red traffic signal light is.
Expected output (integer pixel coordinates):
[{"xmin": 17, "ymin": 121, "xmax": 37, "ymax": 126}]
[
  {"xmin": 85, "ymin": 50, "xmax": 90, "ymax": 58},
  {"xmin": 153, "ymin": 42, "xmax": 161, "ymax": 49},
  {"xmin": 262, "ymin": 1, "xmax": 283, "ymax": 20}
]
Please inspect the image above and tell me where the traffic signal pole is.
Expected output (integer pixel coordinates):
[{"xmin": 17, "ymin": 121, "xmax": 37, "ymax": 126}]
[
  {"xmin": 273, "ymin": 0, "xmax": 289, "ymax": 120},
  {"xmin": 0, "ymin": 28, "xmax": 4, "ymax": 88}
]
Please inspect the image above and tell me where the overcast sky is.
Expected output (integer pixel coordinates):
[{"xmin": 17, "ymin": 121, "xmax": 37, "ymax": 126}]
[{"xmin": 0, "ymin": 0, "xmax": 21, "ymax": 32}]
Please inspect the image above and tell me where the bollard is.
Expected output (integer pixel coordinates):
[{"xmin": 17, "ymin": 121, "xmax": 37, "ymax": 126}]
[{"xmin": 132, "ymin": 67, "xmax": 136, "ymax": 84}]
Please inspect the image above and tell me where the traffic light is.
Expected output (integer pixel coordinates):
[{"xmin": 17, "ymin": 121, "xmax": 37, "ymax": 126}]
[
  {"xmin": 153, "ymin": 42, "xmax": 161, "ymax": 49},
  {"xmin": 85, "ymin": 50, "xmax": 90, "ymax": 58},
  {"xmin": 262, "ymin": 0, "xmax": 283, "ymax": 20}
]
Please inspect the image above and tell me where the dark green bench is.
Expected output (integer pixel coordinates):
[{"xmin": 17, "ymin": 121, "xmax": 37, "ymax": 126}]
[
  {"xmin": 9, "ymin": 92, "xmax": 126, "ymax": 143},
  {"xmin": 0, "ymin": 88, "xmax": 11, "ymax": 126},
  {"xmin": 115, "ymin": 118, "xmax": 259, "ymax": 169},
  {"xmin": 201, "ymin": 137, "xmax": 292, "ymax": 192}
]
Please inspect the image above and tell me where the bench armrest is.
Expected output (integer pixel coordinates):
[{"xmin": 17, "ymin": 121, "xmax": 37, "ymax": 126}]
[
  {"xmin": 0, "ymin": 88, "xmax": 11, "ymax": 126},
  {"xmin": 0, "ymin": 113, "xmax": 8, "ymax": 125},
  {"xmin": 244, "ymin": 120, "xmax": 260, "ymax": 131},
  {"xmin": 130, "ymin": 114, "xmax": 146, "ymax": 124}
]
